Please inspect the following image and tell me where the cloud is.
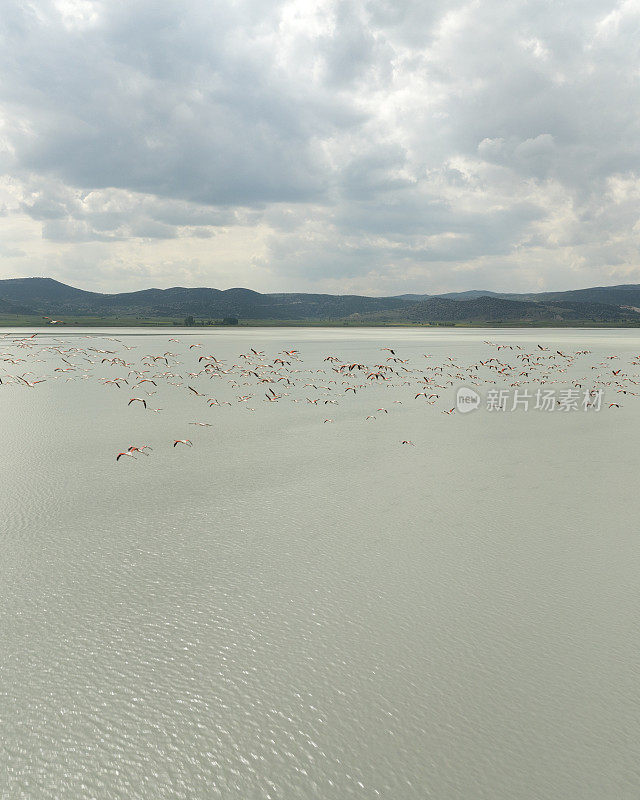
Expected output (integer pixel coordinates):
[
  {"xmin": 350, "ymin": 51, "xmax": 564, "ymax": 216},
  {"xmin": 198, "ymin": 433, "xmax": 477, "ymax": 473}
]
[{"xmin": 1, "ymin": 0, "xmax": 640, "ymax": 292}]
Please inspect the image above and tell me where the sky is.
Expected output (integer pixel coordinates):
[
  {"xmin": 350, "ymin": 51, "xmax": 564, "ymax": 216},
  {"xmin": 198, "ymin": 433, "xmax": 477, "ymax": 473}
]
[{"xmin": 1, "ymin": 0, "xmax": 640, "ymax": 296}]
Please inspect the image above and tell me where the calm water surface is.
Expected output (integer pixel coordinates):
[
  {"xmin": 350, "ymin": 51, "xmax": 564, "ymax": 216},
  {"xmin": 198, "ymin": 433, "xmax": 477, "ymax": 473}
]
[{"xmin": 1, "ymin": 327, "xmax": 639, "ymax": 799}]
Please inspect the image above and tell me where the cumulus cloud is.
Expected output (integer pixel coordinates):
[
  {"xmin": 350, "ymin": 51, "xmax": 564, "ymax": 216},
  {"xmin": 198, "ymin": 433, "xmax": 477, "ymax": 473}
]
[{"xmin": 1, "ymin": 0, "xmax": 640, "ymax": 293}]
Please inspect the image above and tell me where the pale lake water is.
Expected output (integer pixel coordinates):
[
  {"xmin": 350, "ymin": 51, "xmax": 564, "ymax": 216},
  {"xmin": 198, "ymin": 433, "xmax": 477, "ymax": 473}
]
[{"xmin": 1, "ymin": 327, "xmax": 639, "ymax": 799}]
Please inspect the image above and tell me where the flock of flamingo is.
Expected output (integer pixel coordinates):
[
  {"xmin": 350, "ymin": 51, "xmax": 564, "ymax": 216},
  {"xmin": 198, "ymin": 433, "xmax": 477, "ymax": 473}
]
[{"xmin": 1, "ymin": 331, "xmax": 636, "ymax": 462}]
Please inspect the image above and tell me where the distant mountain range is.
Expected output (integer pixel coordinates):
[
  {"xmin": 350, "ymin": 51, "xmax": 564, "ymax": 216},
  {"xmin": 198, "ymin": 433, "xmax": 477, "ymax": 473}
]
[{"xmin": 1, "ymin": 277, "xmax": 640, "ymax": 325}]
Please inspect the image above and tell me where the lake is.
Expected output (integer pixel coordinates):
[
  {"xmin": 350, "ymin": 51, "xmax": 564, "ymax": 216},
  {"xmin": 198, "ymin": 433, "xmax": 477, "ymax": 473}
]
[{"xmin": 2, "ymin": 327, "xmax": 639, "ymax": 799}]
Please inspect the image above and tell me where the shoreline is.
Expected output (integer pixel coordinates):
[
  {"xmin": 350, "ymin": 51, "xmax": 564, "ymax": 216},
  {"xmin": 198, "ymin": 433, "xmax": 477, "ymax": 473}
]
[{"xmin": 3, "ymin": 317, "xmax": 640, "ymax": 330}]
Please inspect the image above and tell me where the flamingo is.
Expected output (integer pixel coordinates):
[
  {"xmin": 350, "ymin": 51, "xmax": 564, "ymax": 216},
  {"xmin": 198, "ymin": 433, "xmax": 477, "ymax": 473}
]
[
  {"xmin": 18, "ymin": 376, "xmax": 45, "ymax": 387},
  {"xmin": 116, "ymin": 451, "xmax": 137, "ymax": 461}
]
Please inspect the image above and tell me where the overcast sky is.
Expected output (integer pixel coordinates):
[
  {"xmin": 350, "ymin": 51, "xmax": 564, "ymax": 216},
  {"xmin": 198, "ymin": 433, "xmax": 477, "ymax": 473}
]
[{"xmin": 1, "ymin": 0, "xmax": 640, "ymax": 295}]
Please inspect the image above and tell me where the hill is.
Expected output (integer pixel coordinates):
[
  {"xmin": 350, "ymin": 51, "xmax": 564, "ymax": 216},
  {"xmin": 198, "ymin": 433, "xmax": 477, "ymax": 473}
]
[
  {"xmin": 405, "ymin": 296, "xmax": 638, "ymax": 324},
  {"xmin": 437, "ymin": 284, "xmax": 640, "ymax": 305},
  {"xmin": 1, "ymin": 277, "xmax": 640, "ymax": 325},
  {"xmin": 0, "ymin": 279, "xmax": 411, "ymax": 320}
]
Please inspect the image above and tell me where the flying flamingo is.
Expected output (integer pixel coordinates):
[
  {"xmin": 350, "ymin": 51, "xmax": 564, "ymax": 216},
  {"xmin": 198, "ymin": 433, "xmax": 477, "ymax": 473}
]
[{"xmin": 127, "ymin": 445, "xmax": 152, "ymax": 455}]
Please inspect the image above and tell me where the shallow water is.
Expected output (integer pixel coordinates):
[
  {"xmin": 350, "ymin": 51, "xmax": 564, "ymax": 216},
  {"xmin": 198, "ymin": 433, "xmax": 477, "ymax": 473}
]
[{"xmin": 1, "ymin": 327, "xmax": 639, "ymax": 799}]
